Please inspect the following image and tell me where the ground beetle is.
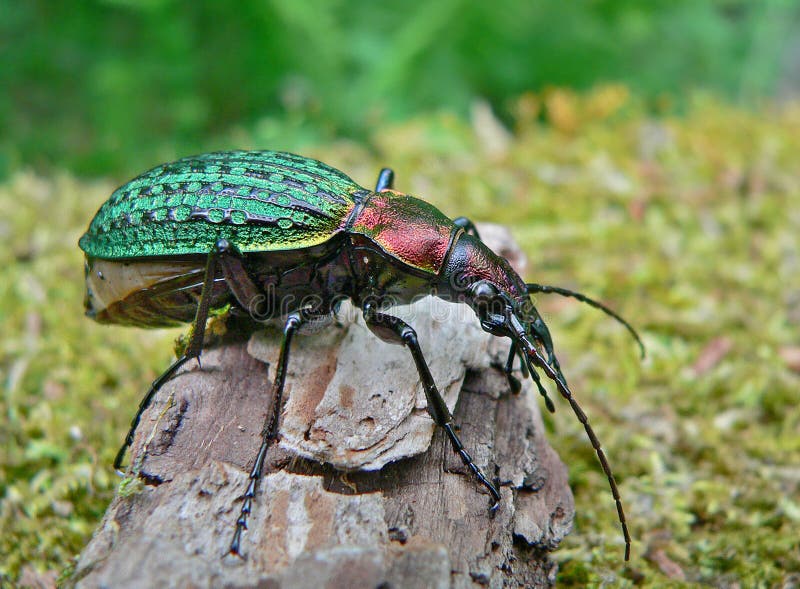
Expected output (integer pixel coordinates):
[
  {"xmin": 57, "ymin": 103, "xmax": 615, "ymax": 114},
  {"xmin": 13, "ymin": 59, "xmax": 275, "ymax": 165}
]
[{"xmin": 79, "ymin": 150, "xmax": 643, "ymax": 559}]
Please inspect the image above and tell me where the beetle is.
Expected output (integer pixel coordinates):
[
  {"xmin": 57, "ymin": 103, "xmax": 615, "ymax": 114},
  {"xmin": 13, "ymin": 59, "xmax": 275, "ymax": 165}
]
[{"xmin": 79, "ymin": 150, "xmax": 643, "ymax": 559}]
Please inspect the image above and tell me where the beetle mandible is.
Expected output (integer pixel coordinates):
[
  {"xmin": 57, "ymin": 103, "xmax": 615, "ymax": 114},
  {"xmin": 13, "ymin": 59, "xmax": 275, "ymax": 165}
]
[{"xmin": 79, "ymin": 150, "xmax": 643, "ymax": 559}]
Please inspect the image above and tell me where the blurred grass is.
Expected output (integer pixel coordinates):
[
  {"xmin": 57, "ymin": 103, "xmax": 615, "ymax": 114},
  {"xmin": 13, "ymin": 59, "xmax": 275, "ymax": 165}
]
[
  {"xmin": 2, "ymin": 0, "xmax": 799, "ymax": 178},
  {"xmin": 1, "ymin": 88, "xmax": 800, "ymax": 587}
]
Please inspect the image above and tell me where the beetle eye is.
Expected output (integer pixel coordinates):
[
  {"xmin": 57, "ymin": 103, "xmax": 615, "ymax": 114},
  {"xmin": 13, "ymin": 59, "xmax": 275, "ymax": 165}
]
[
  {"xmin": 471, "ymin": 281, "xmax": 498, "ymax": 301},
  {"xmin": 471, "ymin": 281, "xmax": 501, "ymax": 317}
]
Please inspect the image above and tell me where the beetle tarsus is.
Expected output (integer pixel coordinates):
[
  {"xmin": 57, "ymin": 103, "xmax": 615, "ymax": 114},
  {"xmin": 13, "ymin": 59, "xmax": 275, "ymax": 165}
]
[
  {"xmin": 502, "ymin": 344, "xmax": 522, "ymax": 395},
  {"xmin": 531, "ymin": 371, "xmax": 556, "ymax": 414},
  {"xmin": 228, "ymin": 312, "xmax": 305, "ymax": 557},
  {"xmin": 113, "ymin": 353, "xmax": 193, "ymax": 471},
  {"xmin": 228, "ymin": 529, "xmax": 246, "ymax": 560},
  {"xmin": 522, "ymin": 355, "xmax": 556, "ymax": 413},
  {"xmin": 505, "ymin": 372, "xmax": 522, "ymax": 396},
  {"xmin": 442, "ymin": 422, "xmax": 501, "ymax": 505}
]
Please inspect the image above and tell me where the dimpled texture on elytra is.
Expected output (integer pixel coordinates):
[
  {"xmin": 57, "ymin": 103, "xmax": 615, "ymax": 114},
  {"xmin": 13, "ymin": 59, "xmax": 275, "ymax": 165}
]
[{"xmin": 79, "ymin": 151, "xmax": 364, "ymax": 259}]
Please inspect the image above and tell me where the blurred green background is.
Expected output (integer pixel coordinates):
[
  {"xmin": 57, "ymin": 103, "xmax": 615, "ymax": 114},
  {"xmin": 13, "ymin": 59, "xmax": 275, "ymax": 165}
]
[
  {"xmin": 2, "ymin": 0, "xmax": 799, "ymax": 178},
  {"xmin": 2, "ymin": 1, "xmax": 800, "ymax": 587}
]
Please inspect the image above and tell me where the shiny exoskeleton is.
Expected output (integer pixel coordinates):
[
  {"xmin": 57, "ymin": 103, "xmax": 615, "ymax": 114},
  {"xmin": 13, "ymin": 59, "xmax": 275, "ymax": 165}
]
[{"xmin": 80, "ymin": 151, "xmax": 643, "ymax": 559}]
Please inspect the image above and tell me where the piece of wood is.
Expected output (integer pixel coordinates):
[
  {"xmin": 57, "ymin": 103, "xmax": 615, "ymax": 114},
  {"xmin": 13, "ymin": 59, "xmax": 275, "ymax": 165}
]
[{"xmin": 70, "ymin": 225, "xmax": 575, "ymax": 589}]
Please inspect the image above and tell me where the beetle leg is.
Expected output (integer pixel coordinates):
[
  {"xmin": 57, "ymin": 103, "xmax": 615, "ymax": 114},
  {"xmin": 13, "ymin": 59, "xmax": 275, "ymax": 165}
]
[
  {"xmin": 229, "ymin": 311, "xmax": 305, "ymax": 558},
  {"xmin": 452, "ymin": 217, "xmax": 481, "ymax": 240},
  {"xmin": 113, "ymin": 250, "xmax": 219, "ymax": 472},
  {"xmin": 502, "ymin": 343, "xmax": 555, "ymax": 412},
  {"xmin": 502, "ymin": 343, "xmax": 522, "ymax": 395},
  {"xmin": 113, "ymin": 355, "xmax": 191, "ymax": 472},
  {"xmin": 530, "ymin": 368, "xmax": 555, "ymax": 413},
  {"xmin": 524, "ymin": 356, "xmax": 556, "ymax": 414},
  {"xmin": 516, "ymin": 346, "xmax": 530, "ymax": 378},
  {"xmin": 529, "ymin": 313, "xmax": 568, "ymax": 385},
  {"xmin": 363, "ymin": 303, "xmax": 501, "ymax": 509},
  {"xmin": 215, "ymin": 239, "xmax": 275, "ymax": 320},
  {"xmin": 374, "ymin": 167, "xmax": 395, "ymax": 191}
]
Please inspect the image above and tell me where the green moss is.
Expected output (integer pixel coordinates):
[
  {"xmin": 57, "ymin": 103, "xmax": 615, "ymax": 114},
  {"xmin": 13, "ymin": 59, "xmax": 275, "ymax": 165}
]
[
  {"xmin": 1, "ymin": 89, "xmax": 799, "ymax": 586},
  {"xmin": 117, "ymin": 476, "xmax": 145, "ymax": 500}
]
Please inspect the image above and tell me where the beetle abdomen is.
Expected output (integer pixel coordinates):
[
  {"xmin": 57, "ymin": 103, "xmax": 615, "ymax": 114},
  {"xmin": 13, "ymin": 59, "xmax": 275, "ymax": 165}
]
[
  {"xmin": 84, "ymin": 256, "xmax": 228, "ymax": 327},
  {"xmin": 79, "ymin": 151, "xmax": 366, "ymax": 259}
]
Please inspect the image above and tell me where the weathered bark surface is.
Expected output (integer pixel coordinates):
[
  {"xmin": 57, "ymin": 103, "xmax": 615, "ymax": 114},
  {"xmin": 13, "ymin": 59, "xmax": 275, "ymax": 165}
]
[{"xmin": 71, "ymin": 225, "xmax": 574, "ymax": 589}]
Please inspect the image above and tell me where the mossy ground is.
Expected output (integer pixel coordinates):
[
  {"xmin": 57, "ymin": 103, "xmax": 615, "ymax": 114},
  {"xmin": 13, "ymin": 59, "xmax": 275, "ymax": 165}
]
[{"xmin": 1, "ymin": 89, "xmax": 799, "ymax": 587}]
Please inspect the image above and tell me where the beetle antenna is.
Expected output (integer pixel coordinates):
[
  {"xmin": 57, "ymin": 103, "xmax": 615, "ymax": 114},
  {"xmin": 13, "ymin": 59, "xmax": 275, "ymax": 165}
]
[
  {"xmin": 527, "ymin": 283, "xmax": 645, "ymax": 359},
  {"xmin": 519, "ymin": 335, "xmax": 631, "ymax": 561}
]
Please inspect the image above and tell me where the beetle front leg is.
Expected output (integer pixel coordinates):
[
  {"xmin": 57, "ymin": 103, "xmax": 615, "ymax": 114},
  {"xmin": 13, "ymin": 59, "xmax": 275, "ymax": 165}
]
[
  {"xmin": 362, "ymin": 303, "xmax": 501, "ymax": 509},
  {"xmin": 504, "ymin": 342, "xmax": 556, "ymax": 413},
  {"xmin": 502, "ymin": 343, "xmax": 522, "ymax": 395},
  {"xmin": 229, "ymin": 311, "xmax": 305, "ymax": 558}
]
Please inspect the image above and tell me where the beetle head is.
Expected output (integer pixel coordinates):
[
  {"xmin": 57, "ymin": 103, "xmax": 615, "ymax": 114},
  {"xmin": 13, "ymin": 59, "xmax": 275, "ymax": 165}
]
[{"xmin": 440, "ymin": 232, "xmax": 565, "ymax": 381}]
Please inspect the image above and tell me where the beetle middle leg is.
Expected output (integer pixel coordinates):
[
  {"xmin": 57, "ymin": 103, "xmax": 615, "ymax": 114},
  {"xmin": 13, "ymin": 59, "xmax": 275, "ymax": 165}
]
[
  {"xmin": 229, "ymin": 311, "xmax": 306, "ymax": 558},
  {"xmin": 362, "ymin": 302, "xmax": 501, "ymax": 509}
]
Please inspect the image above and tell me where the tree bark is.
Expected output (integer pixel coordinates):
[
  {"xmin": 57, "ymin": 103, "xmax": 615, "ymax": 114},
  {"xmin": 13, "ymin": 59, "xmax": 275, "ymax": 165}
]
[{"xmin": 70, "ymin": 225, "xmax": 574, "ymax": 589}]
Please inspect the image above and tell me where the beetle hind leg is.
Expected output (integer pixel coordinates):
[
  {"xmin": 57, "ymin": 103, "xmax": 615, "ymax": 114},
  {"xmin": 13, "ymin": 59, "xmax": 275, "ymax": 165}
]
[
  {"xmin": 363, "ymin": 303, "xmax": 501, "ymax": 509},
  {"xmin": 114, "ymin": 239, "xmax": 267, "ymax": 473},
  {"xmin": 113, "ymin": 249, "xmax": 221, "ymax": 472}
]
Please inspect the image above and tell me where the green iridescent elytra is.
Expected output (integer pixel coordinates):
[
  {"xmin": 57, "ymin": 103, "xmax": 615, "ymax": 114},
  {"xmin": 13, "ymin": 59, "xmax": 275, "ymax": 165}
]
[{"xmin": 79, "ymin": 150, "xmax": 366, "ymax": 259}]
